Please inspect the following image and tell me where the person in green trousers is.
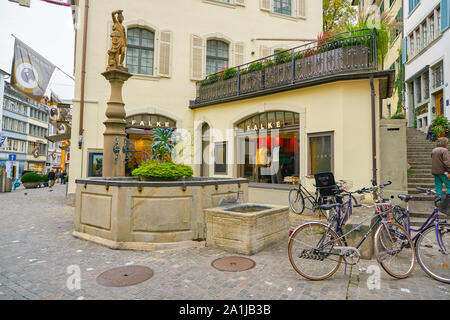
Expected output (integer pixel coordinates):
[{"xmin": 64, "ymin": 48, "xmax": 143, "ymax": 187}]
[{"xmin": 431, "ymin": 137, "xmax": 450, "ymax": 197}]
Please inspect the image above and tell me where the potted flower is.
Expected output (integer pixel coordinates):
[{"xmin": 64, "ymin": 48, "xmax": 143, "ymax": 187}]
[{"xmin": 430, "ymin": 117, "xmax": 450, "ymax": 139}]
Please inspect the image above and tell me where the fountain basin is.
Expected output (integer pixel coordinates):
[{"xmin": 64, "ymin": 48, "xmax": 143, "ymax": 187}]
[
  {"xmin": 204, "ymin": 203, "xmax": 289, "ymax": 255},
  {"xmin": 73, "ymin": 177, "xmax": 248, "ymax": 251}
]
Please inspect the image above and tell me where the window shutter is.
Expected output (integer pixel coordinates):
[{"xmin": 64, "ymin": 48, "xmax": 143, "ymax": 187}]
[
  {"xmin": 296, "ymin": 0, "xmax": 306, "ymax": 18},
  {"xmin": 158, "ymin": 31, "xmax": 172, "ymax": 77},
  {"xmin": 233, "ymin": 42, "xmax": 245, "ymax": 66},
  {"xmin": 441, "ymin": 0, "xmax": 450, "ymax": 33},
  {"xmin": 235, "ymin": 0, "xmax": 245, "ymax": 6},
  {"xmin": 260, "ymin": 45, "xmax": 271, "ymax": 58},
  {"xmin": 191, "ymin": 35, "xmax": 205, "ymax": 80},
  {"xmin": 260, "ymin": 0, "xmax": 271, "ymax": 12},
  {"xmin": 402, "ymin": 37, "xmax": 408, "ymax": 64}
]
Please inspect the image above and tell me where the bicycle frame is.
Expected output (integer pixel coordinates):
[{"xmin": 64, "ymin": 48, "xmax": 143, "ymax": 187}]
[
  {"xmin": 402, "ymin": 204, "xmax": 448, "ymax": 255},
  {"xmin": 295, "ymin": 182, "xmax": 322, "ymax": 210}
]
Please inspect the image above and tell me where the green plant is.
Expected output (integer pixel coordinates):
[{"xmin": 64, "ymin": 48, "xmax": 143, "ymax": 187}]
[
  {"xmin": 65, "ymin": 175, "xmax": 68, "ymax": 183},
  {"xmin": 274, "ymin": 51, "xmax": 291, "ymax": 65},
  {"xmin": 41, "ymin": 174, "xmax": 49, "ymax": 182},
  {"xmin": 431, "ymin": 117, "xmax": 450, "ymax": 139},
  {"xmin": 222, "ymin": 68, "xmax": 238, "ymax": 80},
  {"xmin": 20, "ymin": 172, "xmax": 42, "ymax": 183},
  {"xmin": 151, "ymin": 128, "xmax": 176, "ymax": 162},
  {"xmin": 131, "ymin": 160, "xmax": 194, "ymax": 180},
  {"xmin": 391, "ymin": 113, "xmax": 405, "ymax": 119}
]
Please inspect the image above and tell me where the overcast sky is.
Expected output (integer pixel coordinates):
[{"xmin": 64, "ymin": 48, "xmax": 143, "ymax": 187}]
[{"xmin": 0, "ymin": 0, "xmax": 75, "ymax": 100}]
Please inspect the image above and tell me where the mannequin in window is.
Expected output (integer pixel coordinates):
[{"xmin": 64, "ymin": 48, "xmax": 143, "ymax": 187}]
[{"xmin": 270, "ymin": 141, "xmax": 283, "ymax": 184}]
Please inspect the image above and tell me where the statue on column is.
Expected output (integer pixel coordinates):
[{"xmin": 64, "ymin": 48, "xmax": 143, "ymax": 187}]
[{"xmin": 107, "ymin": 10, "xmax": 127, "ymax": 71}]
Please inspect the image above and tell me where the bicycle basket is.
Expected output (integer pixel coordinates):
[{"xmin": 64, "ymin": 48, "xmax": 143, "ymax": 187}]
[{"xmin": 439, "ymin": 194, "xmax": 450, "ymax": 216}]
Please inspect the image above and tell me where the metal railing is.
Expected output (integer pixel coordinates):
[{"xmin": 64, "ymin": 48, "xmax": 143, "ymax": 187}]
[{"xmin": 194, "ymin": 29, "xmax": 378, "ymax": 105}]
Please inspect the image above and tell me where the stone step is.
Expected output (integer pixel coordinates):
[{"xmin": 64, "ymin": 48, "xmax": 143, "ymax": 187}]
[
  {"xmin": 407, "ymin": 188, "xmax": 442, "ymax": 195},
  {"xmin": 408, "ymin": 177, "xmax": 435, "ymax": 182},
  {"xmin": 408, "ymin": 164, "xmax": 432, "ymax": 169},
  {"xmin": 409, "ymin": 216, "xmax": 449, "ymax": 227}
]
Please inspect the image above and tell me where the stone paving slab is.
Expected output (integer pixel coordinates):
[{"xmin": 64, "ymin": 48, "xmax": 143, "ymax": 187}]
[{"xmin": 0, "ymin": 184, "xmax": 449, "ymax": 300}]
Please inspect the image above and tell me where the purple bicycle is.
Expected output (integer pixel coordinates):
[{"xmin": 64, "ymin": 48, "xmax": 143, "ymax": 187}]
[{"xmin": 393, "ymin": 187, "xmax": 450, "ymax": 284}]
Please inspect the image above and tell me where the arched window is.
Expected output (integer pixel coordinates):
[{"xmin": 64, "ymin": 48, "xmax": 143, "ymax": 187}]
[
  {"xmin": 206, "ymin": 40, "xmax": 229, "ymax": 75},
  {"xmin": 126, "ymin": 28, "xmax": 155, "ymax": 75}
]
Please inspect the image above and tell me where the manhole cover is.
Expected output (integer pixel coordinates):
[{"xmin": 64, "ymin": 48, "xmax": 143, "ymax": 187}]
[
  {"xmin": 96, "ymin": 266, "xmax": 153, "ymax": 287},
  {"xmin": 211, "ymin": 256, "xmax": 256, "ymax": 272}
]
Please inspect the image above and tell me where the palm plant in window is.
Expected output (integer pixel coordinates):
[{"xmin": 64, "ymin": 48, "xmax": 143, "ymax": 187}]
[{"xmin": 151, "ymin": 128, "xmax": 176, "ymax": 162}]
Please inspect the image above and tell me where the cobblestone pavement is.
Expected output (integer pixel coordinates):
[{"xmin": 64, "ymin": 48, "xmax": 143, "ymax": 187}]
[{"xmin": 0, "ymin": 185, "xmax": 449, "ymax": 300}]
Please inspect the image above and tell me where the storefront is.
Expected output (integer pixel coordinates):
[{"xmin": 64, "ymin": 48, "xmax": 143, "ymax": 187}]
[{"xmin": 235, "ymin": 111, "xmax": 300, "ymax": 185}]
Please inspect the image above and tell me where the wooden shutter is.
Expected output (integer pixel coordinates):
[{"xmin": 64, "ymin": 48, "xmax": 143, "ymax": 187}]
[
  {"xmin": 260, "ymin": 0, "xmax": 271, "ymax": 12},
  {"xmin": 259, "ymin": 45, "xmax": 271, "ymax": 58},
  {"xmin": 233, "ymin": 42, "xmax": 245, "ymax": 66},
  {"xmin": 441, "ymin": 0, "xmax": 450, "ymax": 33},
  {"xmin": 235, "ymin": 0, "xmax": 245, "ymax": 6},
  {"xmin": 296, "ymin": 0, "xmax": 306, "ymax": 17},
  {"xmin": 402, "ymin": 37, "xmax": 408, "ymax": 64},
  {"xmin": 191, "ymin": 34, "xmax": 204, "ymax": 80},
  {"xmin": 158, "ymin": 31, "xmax": 172, "ymax": 77}
]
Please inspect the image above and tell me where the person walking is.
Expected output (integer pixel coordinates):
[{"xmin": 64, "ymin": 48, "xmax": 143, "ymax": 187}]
[
  {"xmin": 48, "ymin": 169, "xmax": 56, "ymax": 188},
  {"xmin": 60, "ymin": 171, "xmax": 67, "ymax": 185},
  {"xmin": 431, "ymin": 137, "xmax": 450, "ymax": 197}
]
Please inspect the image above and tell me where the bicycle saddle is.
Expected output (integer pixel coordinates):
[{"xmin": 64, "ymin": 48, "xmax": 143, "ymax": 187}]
[
  {"xmin": 398, "ymin": 194, "xmax": 413, "ymax": 202},
  {"xmin": 319, "ymin": 203, "xmax": 341, "ymax": 211}
]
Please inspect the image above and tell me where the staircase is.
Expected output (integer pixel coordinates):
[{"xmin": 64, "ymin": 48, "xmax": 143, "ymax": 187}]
[{"xmin": 407, "ymin": 128, "xmax": 448, "ymax": 226}]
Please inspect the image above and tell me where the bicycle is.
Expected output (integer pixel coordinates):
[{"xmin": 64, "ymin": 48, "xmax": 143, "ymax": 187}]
[
  {"xmin": 393, "ymin": 187, "xmax": 450, "ymax": 284},
  {"xmin": 288, "ymin": 183, "xmax": 416, "ymax": 281},
  {"xmin": 289, "ymin": 178, "xmax": 358, "ymax": 217}
]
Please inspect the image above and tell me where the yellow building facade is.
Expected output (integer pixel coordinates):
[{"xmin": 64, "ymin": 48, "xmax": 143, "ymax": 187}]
[{"xmin": 68, "ymin": 0, "xmax": 405, "ymax": 206}]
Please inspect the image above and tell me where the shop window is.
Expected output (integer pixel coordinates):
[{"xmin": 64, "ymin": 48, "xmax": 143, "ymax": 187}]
[
  {"xmin": 214, "ymin": 142, "xmax": 227, "ymax": 174},
  {"xmin": 236, "ymin": 111, "xmax": 299, "ymax": 185},
  {"xmin": 126, "ymin": 28, "xmax": 155, "ymax": 75},
  {"xmin": 206, "ymin": 40, "xmax": 229, "ymax": 76},
  {"xmin": 88, "ymin": 152, "xmax": 103, "ymax": 177},
  {"xmin": 308, "ymin": 132, "xmax": 334, "ymax": 176}
]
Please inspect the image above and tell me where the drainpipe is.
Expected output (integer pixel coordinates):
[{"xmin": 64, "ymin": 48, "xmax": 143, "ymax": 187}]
[
  {"xmin": 370, "ymin": 76, "xmax": 378, "ymax": 186},
  {"xmin": 78, "ymin": 0, "xmax": 89, "ymax": 149}
]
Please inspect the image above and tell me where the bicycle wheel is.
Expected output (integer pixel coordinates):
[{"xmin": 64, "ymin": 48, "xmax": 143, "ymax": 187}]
[
  {"xmin": 415, "ymin": 223, "xmax": 450, "ymax": 284},
  {"xmin": 289, "ymin": 189, "xmax": 305, "ymax": 214},
  {"xmin": 288, "ymin": 222, "xmax": 343, "ymax": 280},
  {"xmin": 374, "ymin": 222, "xmax": 416, "ymax": 279}
]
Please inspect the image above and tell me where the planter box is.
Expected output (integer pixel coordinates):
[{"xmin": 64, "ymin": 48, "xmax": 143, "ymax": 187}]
[
  {"xmin": 205, "ymin": 203, "xmax": 289, "ymax": 255},
  {"xmin": 23, "ymin": 181, "xmax": 40, "ymax": 189},
  {"xmin": 264, "ymin": 62, "xmax": 292, "ymax": 89},
  {"xmin": 240, "ymin": 70, "xmax": 263, "ymax": 94}
]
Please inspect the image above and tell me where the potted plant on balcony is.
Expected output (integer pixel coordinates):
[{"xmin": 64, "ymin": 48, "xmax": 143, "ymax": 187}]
[{"xmin": 21, "ymin": 172, "xmax": 42, "ymax": 189}]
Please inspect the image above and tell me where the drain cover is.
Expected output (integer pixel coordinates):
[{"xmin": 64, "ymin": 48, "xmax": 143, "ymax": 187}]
[
  {"xmin": 96, "ymin": 266, "xmax": 153, "ymax": 287},
  {"xmin": 211, "ymin": 256, "xmax": 256, "ymax": 272}
]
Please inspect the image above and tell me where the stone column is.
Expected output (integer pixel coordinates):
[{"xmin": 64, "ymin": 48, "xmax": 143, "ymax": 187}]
[{"xmin": 101, "ymin": 69, "xmax": 132, "ymax": 177}]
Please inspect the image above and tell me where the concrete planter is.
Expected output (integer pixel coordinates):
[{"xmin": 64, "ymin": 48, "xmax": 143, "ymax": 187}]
[
  {"xmin": 73, "ymin": 177, "xmax": 248, "ymax": 251},
  {"xmin": 23, "ymin": 181, "xmax": 40, "ymax": 189},
  {"xmin": 204, "ymin": 203, "xmax": 289, "ymax": 255}
]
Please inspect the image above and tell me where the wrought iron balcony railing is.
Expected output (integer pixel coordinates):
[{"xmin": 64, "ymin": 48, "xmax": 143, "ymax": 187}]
[{"xmin": 194, "ymin": 29, "xmax": 378, "ymax": 105}]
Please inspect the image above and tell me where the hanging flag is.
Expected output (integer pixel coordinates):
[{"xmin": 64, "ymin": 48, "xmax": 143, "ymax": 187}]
[
  {"xmin": 11, "ymin": 38, "xmax": 56, "ymax": 102},
  {"xmin": 41, "ymin": 0, "xmax": 72, "ymax": 6}
]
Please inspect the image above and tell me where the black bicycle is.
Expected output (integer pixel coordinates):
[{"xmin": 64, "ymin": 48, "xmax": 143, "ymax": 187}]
[{"xmin": 289, "ymin": 173, "xmax": 358, "ymax": 217}]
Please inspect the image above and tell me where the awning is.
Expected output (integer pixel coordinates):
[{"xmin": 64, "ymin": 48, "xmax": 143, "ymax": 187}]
[{"xmin": 46, "ymin": 132, "xmax": 71, "ymax": 143}]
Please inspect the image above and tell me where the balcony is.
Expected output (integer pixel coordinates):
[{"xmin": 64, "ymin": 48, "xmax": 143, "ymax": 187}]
[{"xmin": 193, "ymin": 29, "xmax": 378, "ymax": 106}]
